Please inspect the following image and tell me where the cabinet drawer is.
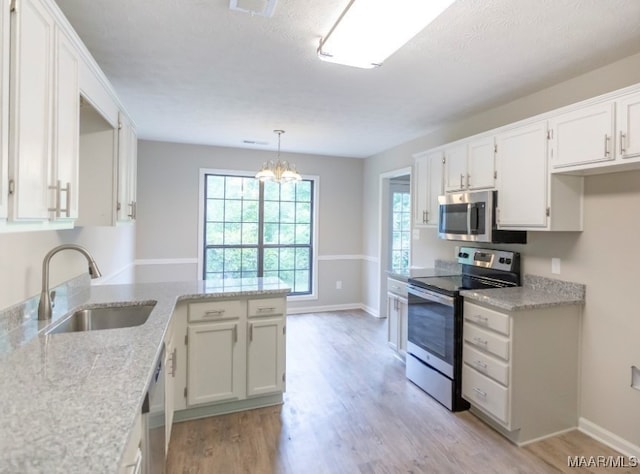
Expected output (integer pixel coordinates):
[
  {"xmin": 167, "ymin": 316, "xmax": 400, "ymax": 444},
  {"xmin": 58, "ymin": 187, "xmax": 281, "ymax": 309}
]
[
  {"xmin": 464, "ymin": 323, "xmax": 510, "ymax": 361},
  {"xmin": 464, "ymin": 302, "xmax": 510, "ymax": 336},
  {"xmin": 248, "ymin": 297, "xmax": 285, "ymax": 318},
  {"xmin": 463, "ymin": 365, "xmax": 509, "ymax": 425},
  {"xmin": 188, "ymin": 300, "xmax": 244, "ymax": 323},
  {"xmin": 463, "ymin": 344, "xmax": 509, "ymax": 386},
  {"xmin": 387, "ymin": 278, "xmax": 408, "ymax": 297}
]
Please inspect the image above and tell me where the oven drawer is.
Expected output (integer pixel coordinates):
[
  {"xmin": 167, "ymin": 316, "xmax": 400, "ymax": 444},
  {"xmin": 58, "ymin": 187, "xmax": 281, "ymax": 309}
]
[
  {"xmin": 463, "ymin": 365, "xmax": 509, "ymax": 425},
  {"xmin": 189, "ymin": 300, "xmax": 244, "ymax": 322},
  {"xmin": 464, "ymin": 302, "xmax": 510, "ymax": 336},
  {"xmin": 464, "ymin": 323, "xmax": 510, "ymax": 361},
  {"xmin": 463, "ymin": 345, "xmax": 509, "ymax": 386},
  {"xmin": 387, "ymin": 278, "xmax": 408, "ymax": 298}
]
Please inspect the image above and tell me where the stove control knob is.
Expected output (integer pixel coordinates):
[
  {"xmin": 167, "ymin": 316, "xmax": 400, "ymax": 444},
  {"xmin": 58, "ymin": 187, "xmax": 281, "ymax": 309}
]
[{"xmin": 459, "ymin": 252, "xmax": 469, "ymax": 258}]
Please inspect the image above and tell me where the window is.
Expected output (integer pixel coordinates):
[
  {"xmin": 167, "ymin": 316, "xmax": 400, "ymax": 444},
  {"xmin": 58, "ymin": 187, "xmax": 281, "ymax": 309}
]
[
  {"xmin": 202, "ymin": 173, "xmax": 314, "ymax": 295},
  {"xmin": 389, "ymin": 183, "xmax": 410, "ymax": 275}
]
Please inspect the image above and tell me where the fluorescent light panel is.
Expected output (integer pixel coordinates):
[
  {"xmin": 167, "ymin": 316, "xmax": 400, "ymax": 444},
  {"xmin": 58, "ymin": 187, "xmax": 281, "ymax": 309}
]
[{"xmin": 318, "ymin": 0, "xmax": 455, "ymax": 69}]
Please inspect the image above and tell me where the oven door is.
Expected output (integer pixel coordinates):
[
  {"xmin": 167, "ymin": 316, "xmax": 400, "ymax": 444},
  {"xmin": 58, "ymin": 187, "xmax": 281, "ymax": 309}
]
[{"xmin": 407, "ymin": 285, "xmax": 456, "ymax": 378}]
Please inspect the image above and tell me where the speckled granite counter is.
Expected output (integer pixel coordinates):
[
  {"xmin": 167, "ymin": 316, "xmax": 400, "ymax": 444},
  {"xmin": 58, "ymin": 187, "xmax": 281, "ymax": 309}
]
[
  {"xmin": 0, "ymin": 277, "xmax": 290, "ymax": 474},
  {"xmin": 460, "ymin": 274, "xmax": 585, "ymax": 311},
  {"xmin": 387, "ymin": 259, "xmax": 462, "ymax": 282}
]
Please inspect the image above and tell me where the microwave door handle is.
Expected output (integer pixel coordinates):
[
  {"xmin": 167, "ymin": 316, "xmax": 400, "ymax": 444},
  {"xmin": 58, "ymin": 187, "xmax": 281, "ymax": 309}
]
[{"xmin": 467, "ymin": 203, "xmax": 472, "ymax": 234}]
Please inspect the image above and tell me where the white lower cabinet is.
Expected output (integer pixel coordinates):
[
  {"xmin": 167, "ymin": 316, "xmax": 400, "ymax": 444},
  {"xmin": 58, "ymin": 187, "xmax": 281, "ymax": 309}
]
[
  {"xmin": 386, "ymin": 277, "xmax": 408, "ymax": 359},
  {"xmin": 119, "ymin": 412, "xmax": 142, "ymax": 474},
  {"xmin": 171, "ymin": 294, "xmax": 287, "ymax": 421},
  {"xmin": 187, "ymin": 319, "xmax": 244, "ymax": 405},
  {"xmin": 461, "ymin": 300, "xmax": 581, "ymax": 445}
]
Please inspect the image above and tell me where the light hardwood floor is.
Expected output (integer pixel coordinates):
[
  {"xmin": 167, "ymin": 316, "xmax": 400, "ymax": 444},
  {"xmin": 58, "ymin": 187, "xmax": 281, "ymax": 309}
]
[{"xmin": 167, "ymin": 310, "xmax": 637, "ymax": 473}]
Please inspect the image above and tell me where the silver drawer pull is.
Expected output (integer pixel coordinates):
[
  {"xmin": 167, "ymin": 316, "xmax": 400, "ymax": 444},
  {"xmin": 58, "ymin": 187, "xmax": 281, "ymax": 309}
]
[
  {"xmin": 473, "ymin": 336, "xmax": 488, "ymax": 347},
  {"xmin": 473, "ymin": 387, "xmax": 487, "ymax": 399},
  {"xmin": 204, "ymin": 309, "xmax": 225, "ymax": 317},
  {"xmin": 473, "ymin": 314, "xmax": 489, "ymax": 324},
  {"xmin": 474, "ymin": 360, "xmax": 488, "ymax": 370},
  {"xmin": 257, "ymin": 307, "xmax": 276, "ymax": 312}
]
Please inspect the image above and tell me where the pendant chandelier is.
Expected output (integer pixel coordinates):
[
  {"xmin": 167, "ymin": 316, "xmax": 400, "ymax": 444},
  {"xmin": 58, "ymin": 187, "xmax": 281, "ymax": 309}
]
[{"xmin": 255, "ymin": 130, "xmax": 302, "ymax": 183}]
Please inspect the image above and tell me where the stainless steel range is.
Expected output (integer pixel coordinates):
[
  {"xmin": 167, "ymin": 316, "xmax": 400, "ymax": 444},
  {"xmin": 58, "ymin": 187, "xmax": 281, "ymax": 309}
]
[{"xmin": 406, "ymin": 247, "xmax": 520, "ymax": 411}]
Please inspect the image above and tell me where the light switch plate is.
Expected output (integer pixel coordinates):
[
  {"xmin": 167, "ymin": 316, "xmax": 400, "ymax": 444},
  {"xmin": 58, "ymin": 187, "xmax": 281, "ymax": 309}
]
[
  {"xmin": 412, "ymin": 229, "xmax": 420, "ymax": 240},
  {"xmin": 551, "ymin": 258, "xmax": 561, "ymax": 274},
  {"xmin": 632, "ymin": 366, "xmax": 640, "ymax": 391}
]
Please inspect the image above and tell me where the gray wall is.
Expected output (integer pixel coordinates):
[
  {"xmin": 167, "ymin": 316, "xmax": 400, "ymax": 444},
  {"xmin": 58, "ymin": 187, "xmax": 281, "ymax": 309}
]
[
  {"xmin": 363, "ymin": 52, "xmax": 640, "ymax": 451},
  {"xmin": 136, "ymin": 140, "xmax": 364, "ymax": 312}
]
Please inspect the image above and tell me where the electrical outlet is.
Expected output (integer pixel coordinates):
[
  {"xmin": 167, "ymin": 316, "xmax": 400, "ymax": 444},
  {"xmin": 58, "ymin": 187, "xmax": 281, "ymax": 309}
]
[
  {"xmin": 551, "ymin": 258, "xmax": 561, "ymax": 275},
  {"xmin": 336, "ymin": 280, "xmax": 342, "ymax": 290}
]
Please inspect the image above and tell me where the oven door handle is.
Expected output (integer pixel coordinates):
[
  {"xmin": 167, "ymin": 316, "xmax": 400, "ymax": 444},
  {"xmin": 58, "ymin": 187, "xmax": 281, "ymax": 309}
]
[{"xmin": 408, "ymin": 285, "xmax": 455, "ymax": 307}]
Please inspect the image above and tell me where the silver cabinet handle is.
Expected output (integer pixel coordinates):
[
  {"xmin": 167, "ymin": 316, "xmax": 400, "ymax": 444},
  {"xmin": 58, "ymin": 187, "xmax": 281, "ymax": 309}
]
[
  {"xmin": 422, "ymin": 210, "xmax": 427, "ymax": 223},
  {"xmin": 257, "ymin": 307, "xmax": 275, "ymax": 312},
  {"xmin": 467, "ymin": 173, "xmax": 471, "ymax": 188},
  {"xmin": 233, "ymin": 325, "xmax": 237, "ymax": 343},
  {"xmin": 473, "ymin": 336, "xmax": 488, "ymax": 347},
  {"xmin": 620, "ymin": 131, "xmax": 627, "ymax": 154},
  {"xmin": 604, "ymin": 134, "xmax": 611, "ymax": 157},
  {"xmin": 472, "ymin": 314, "xmax": 489, "ymax": 325},
  {"xmin": 473, "ymin": 387, "xmax": 487, "ymax": 398},
  {"xmin": 474, "ymin": 360, "xmax": 488, "ymax": 371},
  {"xmin": 63, "ymin": 182, "xmax": 71, "ymax": 217},
  {"xmin": 249, "ymin": 323, "xmax": 253, "ymax": 341},
  {"xmin": 204, "ymin": 309, "xmax": 225, "ymax": 317},
  {"xmin": 459, "ymin": 173, "xmax": 464, "ymax": 189}
]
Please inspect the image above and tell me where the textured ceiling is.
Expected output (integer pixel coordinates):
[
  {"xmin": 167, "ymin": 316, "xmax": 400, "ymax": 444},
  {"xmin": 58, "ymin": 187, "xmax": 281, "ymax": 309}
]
[{"xmin": 54, "ymin": 0, "xmax": 640, "ymax": 158}]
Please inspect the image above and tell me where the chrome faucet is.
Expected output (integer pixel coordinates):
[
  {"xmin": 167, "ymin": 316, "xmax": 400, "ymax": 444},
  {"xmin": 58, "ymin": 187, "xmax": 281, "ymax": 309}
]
[{"xmin": 38, "ymin": 244, "xmax": 102, "ymax": 321}]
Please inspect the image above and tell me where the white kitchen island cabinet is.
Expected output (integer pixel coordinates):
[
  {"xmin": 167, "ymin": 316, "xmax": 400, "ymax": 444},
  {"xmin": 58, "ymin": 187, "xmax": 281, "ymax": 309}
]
[
  {"xmin": 461, "ymin": 300, "xmax": 581, "ymax": 446},
  {"xmin": 172, "ymin": 293, "xmax": 287, "ymax": 422}
]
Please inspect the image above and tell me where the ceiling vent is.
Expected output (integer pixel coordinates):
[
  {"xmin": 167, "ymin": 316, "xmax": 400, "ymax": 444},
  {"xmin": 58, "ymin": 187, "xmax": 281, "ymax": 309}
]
[{"xmin": 229, "ymin": 0, "xmax": 277, "ymax": 17}]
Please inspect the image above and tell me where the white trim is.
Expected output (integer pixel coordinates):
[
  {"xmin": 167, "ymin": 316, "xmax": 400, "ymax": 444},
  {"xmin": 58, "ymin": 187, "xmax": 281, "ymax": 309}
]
[
  {"xmin": 578, "ymin": 417, "xmax": 640, "ymax": 458},
  {"xmin": 92, "ymin": 261, "xmax": 135, "ymax": 285},
  {"xmin": 515, "ymin": 427, "xmax": 576, "ymax": 447},
  {"xmin": 287, "ymin": 303, "xmax": 378, "ymax": 317},
  {"xmin": 135, "ymin": 258, "xmax": 198, "ymax": 265},
  {"xmin": 318, "ymin": 254, "xmax": 371, "ymax": 261}
]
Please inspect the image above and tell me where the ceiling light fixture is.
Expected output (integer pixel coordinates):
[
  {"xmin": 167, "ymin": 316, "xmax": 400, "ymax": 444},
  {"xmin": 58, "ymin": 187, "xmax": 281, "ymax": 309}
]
[
  {"xmin": 317, "ymin": 0, "xmax": 455, "ymax": 69},
  {"xmin": 255, "ymin": 130, "xmax": 302, "ymax": 183}
]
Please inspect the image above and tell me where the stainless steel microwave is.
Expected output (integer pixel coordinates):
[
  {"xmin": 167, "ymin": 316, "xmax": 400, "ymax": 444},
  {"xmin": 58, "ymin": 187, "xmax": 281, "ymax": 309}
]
[{"xmin": 437, "ymin": 190, "xmax": 527, "ymax": 244}]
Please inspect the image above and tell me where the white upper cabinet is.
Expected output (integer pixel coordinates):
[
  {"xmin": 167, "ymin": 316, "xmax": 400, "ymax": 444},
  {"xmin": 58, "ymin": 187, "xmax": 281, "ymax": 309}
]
[
  {"xmin": 52, "ymin": 26, "xmax": 79, "ymax": 221},
  {"xmin": 495, "ymin": 122, "xmax": 549, "ymax": 228},
  {"xmin": 413, "ymin": 150, "xmax": 443, "ymax": 227},
  {"xmin": 549, "ymin": 102, "xmax": 615, "ymax": 169},
  {"xmin": 117, "ymin": 111, "xmax": 137, "ymax": 222},
  {"xmin": 0, "ymin": 0, "xmax": 9, "ymax": 220},
  {"xmin": 443, "ymin": 142, "xmax": 467, "ymax": 192},
  {"xmin": 467, "ymin": 136, "xmax": 496, "ymax": 191},
  {"xmin": 8, "ymin": 0, "xmax": 55, "ymax": 221},
  {"xmin": 444, "ymin": 137, "xmax": 496, "ymax": 193},
  {"xmin": 617, "ymin": 91, "xmax": 640, "ymax": 160},
  {"xmin": 496, "ymin": 120, "xmax": 583, "ymax": 231}
]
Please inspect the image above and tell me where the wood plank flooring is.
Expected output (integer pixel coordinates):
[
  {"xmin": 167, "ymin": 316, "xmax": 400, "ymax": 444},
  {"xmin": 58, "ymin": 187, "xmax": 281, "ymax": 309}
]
[{"xmin": 167, "ymin": 310, "xmax": 637, "ymax": 473}]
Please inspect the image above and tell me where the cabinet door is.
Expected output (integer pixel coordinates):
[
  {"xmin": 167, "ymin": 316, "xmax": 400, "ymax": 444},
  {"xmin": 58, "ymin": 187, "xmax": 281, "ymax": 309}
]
[
  {"xmin": 467, "ymin": 136, "xmax": 495, "ymax": 190},
  {"xmin": 9, "ymin": 0, "xmax": 55, "ymax": 220},
  {"xmin": 246, "ymin": 316, "xmax": 285, "ymax": 397},
  {"xmin": 443, "ymin": 143, "xmax": 467, "ymax": 192},
  {"xmin": 187, "ymin": 320, "xmax": 244, "ymax": 406},
  {"xmin": 413, "ymin": 151, "xmax": 443, "ymax": 226},
  {"xmin": 398, "ymin": 296, "xmax": 408, "ymax": 355},
  {"xmin": 117, "ymin": 112, "xmax": 137, "ymax": 221},
  {"xmin": 549, "ymin": 102, "xmax": 615, "ymax": 169},
  {"xmin": 52, "ymin": 27, "xmax": 79, "ymax": 220},
  {"xmin": 618, "ymin": 92, "xmax": 640, "ymax": 159},
  {"xmin": 387, "ymin": 293, "xmax": 399, "ymax": 351},
  {"xmin": 0, "ymin": 0, "xmax": 9, "ymax": 219},
  {"xmin": 495, "ymin": 122, "xmax": 548, "ymax": 228}
]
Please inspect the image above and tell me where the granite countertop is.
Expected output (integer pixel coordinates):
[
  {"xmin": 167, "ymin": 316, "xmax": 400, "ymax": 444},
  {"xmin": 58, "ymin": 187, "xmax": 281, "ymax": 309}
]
[
  {"xmin": 460, "ymin": 274, "xmax": 586, "ymax": 311},
  {"xmin": 387, "ymin": 259, "xmax": 462, "ymax": 282},
  {"xmin": 0, "ymin": 277, "xmax": 290, "ymax": 473}
]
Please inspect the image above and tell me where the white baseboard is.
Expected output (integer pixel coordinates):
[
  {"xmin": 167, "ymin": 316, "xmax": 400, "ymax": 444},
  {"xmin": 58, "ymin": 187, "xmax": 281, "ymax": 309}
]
[
  {"xmin": 579, "ymin": 417, "xmax": 640, "ymax": 458},
  {"xmin": 288, "ymin": 303, "xmax": 378, "ymax": 317}
]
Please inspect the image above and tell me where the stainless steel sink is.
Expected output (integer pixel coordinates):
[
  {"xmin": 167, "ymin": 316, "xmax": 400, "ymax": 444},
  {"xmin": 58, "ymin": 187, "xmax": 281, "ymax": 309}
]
[{"xmin": 45, "ymin": 303, "xmax": 156, "ymax": 335}]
